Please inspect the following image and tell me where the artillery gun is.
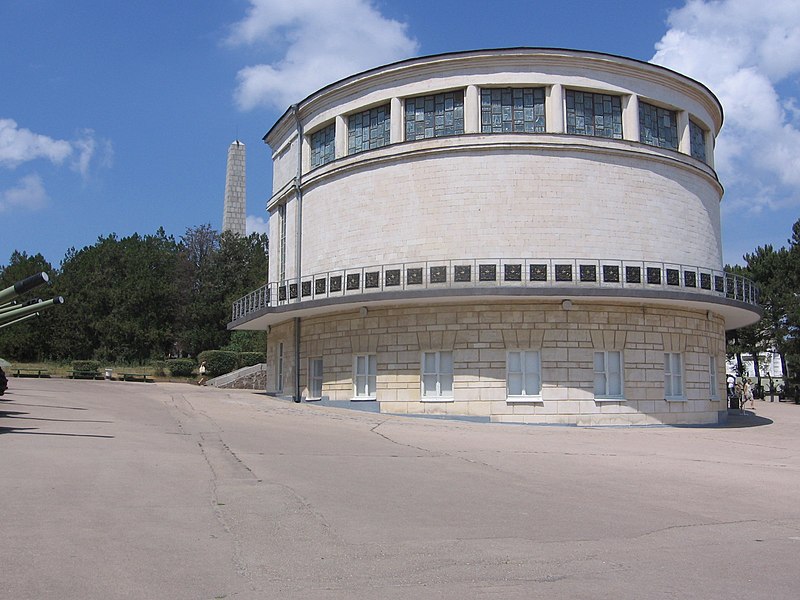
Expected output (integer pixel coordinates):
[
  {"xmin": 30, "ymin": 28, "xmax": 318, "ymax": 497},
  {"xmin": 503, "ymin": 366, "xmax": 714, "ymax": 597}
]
[{"xmin": 0, "ymin": 272, "xmax": 64, "ymax": 328}]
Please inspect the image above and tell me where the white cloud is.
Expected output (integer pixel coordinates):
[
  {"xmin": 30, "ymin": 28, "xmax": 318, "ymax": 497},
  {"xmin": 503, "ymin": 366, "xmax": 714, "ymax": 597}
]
[
  {"xmin": 228, "ymin": 0, "xmax": 418, "ymax": 111},
  {"xmin": 0, "ymin": 119, "xmax": 73, "ymax": 168},
  {"xmin": 246, "ymin": 214, "xmax": 269, "ymax": 235},
  {"xmin": 0, "ymin": 173, "xmax": 48, "ymax": 212},
  {"xmin": 0, "ymin": 119, "xmax": 111, "ymax": 181},
  {"xmin": 651, "ymin": 0, "xmax": 800, "ymax": 210}
]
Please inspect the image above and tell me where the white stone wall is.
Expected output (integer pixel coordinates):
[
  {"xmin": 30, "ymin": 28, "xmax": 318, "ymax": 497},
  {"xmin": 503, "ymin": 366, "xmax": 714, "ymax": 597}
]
[
  {"xmin": 264, "ymin": 50, "xmax": 724, "ymax": 284},
  {"xmin": 269, "ymin": 301, "xmax": 727, "ymax": 425},
  {"xmin": 267, "ymin": 49, "xmax": 722, "ymax": 194},
  {"xmin": 298, "ymin": 142, "xmax": 722, "ymax": 275}
]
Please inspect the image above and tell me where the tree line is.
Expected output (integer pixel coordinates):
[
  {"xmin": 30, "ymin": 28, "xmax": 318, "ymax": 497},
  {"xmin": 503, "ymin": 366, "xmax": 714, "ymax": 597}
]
[
  {"xmin": 2, "ymin": 217, "xmax": 799, "ymax": 381},
  {"xmin": 726, "ymin": 218, "xmax": 800, "ymax": 390},
  {"xmin": 0, "ymin": 225, "xmax": 267, "ymax": 363}
]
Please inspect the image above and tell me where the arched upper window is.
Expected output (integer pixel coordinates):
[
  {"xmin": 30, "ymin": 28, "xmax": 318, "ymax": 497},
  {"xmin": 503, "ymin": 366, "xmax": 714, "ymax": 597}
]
[
  {"xmin": 639, "ymin": 102, "xmax": 678, "ymax": 150},
  {"xmin": 689, "ymin": 119, "xmax": 707, "ymax": 162},
  {"xmin": 480, "ymin": 87, "xmax": 545, "ymax": 133},
  {"xmin": 310, "ymin": 123, "xmax": 336, "ymax": 168},
  {"xmin": 565, "ymin": 90, "xmax": 623, "ymax": 139},
  {"xmin": 348, "ymin": 104, "xmax": 391, "ymax": 155},
  {"xmin": 405, "ymin": 91, "xmax": 465, "ymax": 140}
]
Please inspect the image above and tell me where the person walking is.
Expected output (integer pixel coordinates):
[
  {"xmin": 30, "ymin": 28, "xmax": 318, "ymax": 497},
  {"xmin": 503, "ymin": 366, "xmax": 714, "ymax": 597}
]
[
  {"xmin": 743, "ymin": 378, "xmax": 755, "ymax": 410},
  {"xmin": 197, "ymin": 361, "xmax": 208, "ymax": 386}
]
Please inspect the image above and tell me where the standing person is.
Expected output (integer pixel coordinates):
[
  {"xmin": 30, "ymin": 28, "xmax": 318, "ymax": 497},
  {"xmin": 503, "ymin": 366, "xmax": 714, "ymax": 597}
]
[
  {"xmin": 743, "ymin": 378, "xmax": 754, "ymax": 410},
  {"xmin": 727, "ymin": 375, "xmax": 736, "ymax": 402},
  {"xmin": 197, "ymin": 361, "xmax": 208, "ymax": 386},
  {"xmin": 0, "ymin": 365, "xmax": 7, "ymax": 396}
]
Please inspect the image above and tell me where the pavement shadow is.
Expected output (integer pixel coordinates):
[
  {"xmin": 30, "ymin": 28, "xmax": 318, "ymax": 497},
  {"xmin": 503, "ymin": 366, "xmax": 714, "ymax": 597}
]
[
  {"xmin": 0, "ymin": 426, "xmax": 114, "ymax": 438},
  {"xmin": 719, "ymin": 411, "xmax": 774, "ymax": 428},
  {"xmin": 1, "ymin": 407, "xmax": 114, "ymax": 438}
]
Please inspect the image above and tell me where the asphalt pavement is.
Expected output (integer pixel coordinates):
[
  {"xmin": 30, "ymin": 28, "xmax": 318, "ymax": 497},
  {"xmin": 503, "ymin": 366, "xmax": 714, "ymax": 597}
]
[{"xmin": 1, "ymin": 378, "xmax": 799, "ymax": 599}]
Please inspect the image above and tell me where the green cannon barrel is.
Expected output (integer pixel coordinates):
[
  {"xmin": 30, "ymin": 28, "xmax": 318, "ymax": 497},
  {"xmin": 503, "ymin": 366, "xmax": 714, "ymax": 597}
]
[
  {"xmin": 0, "ymin": 297, "xmax": 42, "ymax": 316},
  {"xmin": 0, "ymin": 296, "xmax": 63, "ymax": 326},
  {"xmin": 0, "ymin": 272, "xmax": 49, "ymax": 306},
  {"xmin": 0, "ymin": 312, "xmax": 39, "ymax": 329}
]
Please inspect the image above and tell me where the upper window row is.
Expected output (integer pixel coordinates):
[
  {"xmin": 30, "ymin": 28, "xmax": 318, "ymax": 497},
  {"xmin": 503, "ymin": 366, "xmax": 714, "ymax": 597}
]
[{"xmin": 309, "ymin": 87, "xmax": 708, "ymax": 168}]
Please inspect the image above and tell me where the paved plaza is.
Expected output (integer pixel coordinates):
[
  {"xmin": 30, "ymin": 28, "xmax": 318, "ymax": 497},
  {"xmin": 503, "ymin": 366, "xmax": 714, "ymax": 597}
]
[{"xmin": 1, "ymin": 378, "xmax": 799, "ymax": 599}]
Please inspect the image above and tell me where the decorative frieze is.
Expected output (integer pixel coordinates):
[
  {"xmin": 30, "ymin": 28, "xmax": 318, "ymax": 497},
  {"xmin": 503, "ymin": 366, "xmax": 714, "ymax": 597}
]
[
  {"xmin": 479, "ymin": 264, "xmax": 497, "ymax": 282},
  {"xmin": 555, "ymin": 264, "xmax": 572, "ymax": 282},
  {"xmin": 234, "ymin": 259, "xmax": 759, "ymax": 320},
  {"xmin": 579, "ymin": 265, "xmax": 597, "ymax": 282}
]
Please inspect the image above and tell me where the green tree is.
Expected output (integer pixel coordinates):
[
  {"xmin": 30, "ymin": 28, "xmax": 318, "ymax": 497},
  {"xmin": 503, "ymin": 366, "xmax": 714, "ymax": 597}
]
[
  {"xmin": 783, "ymin": 220, "xmax": 800, "ymax": 380},
  {"xmin": 725, "ymin": 263, "xmax": 769, "ymax": 390},
  {"xmin": 175, "ymin": 227, "xmax": 268, "ymax": 356},
  {"xmin": 0, "ymin": 224, "xmax": 268, "ymax": 362},
  {"xmin": 743, "ymin": 245, "xmax": 793, "ymax": 381},
  {"xmin": 49, "ymin": 230, "xmax": 181, "ymax": 362},
  {"xmin": 0, "ymin": 251, "xmax": 56, "ymax": 361},
  {"xmin": 727, "ymin": 218, "xmax": 800, "ymax": 388}
]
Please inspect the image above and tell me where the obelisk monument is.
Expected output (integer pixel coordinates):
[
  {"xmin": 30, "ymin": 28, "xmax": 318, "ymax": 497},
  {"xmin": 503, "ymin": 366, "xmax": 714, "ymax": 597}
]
[{"xmin": 222, "ymin": 140, "xmax": 246, "ymax": 236}]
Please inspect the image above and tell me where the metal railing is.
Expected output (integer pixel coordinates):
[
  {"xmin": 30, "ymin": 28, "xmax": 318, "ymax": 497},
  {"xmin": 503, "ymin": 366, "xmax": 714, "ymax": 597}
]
[{"xmin": 232, "ymin": 258, "xmax": 760, "ymax": 322}]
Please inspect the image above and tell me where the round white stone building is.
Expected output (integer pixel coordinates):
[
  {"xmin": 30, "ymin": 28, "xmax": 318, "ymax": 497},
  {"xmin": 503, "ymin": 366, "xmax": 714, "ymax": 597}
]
[{"xmin": 231, "ymin": 48, "xmax": 760, "ymax": 425}]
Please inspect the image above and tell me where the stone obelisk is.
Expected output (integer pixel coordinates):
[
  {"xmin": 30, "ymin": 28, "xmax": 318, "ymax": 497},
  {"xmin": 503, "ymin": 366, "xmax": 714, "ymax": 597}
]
[{"xmin": 222, "ymin": 140, "xmax": 246, "ymax": 236}]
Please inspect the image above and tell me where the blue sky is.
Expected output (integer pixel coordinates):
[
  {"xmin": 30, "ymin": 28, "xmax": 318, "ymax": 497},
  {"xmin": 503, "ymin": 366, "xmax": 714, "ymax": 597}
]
[{"xmin": 2, "ymin": 0, "xmax": 798, "ymax": 268}]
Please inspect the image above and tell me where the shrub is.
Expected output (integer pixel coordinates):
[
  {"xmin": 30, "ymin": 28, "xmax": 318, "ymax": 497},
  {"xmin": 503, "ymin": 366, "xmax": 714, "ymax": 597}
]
[
  {"xmin": 197, "ymin": 350, "xmax": 238, "ymax": 378},
  {"xmin": 151, "ymin": 360, "xmax": 168, "ymax": 377},
  {"xmin": 72, "ymin": 360, "xmax": 100, "ymax": 373},
  {"xmin": 167, "ymin": 359, "xmax": 195, "ymax": 378},
  {"xmin": 238, "ymin": 352, "xmax": 265, "ymax": 368}
]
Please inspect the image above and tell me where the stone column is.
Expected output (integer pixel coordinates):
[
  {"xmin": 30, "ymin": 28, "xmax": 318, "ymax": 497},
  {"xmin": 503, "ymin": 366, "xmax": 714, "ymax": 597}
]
[
  {"xmin": 465, "ymin": 85, "xmax": 479, "ymax": 133},
  {"xmin": 335, "ymin": 114, "xmax": 347, "ymax": 158},
  {"xmin": 706, "ymin": 130, "xmax": 715, "ymax": 169},
  {"xmin": 622, "ymin": 94, "xmax": 639, "ymax": 142},
  {"xmin": 677, "ymin": 110, "xmax": 690, "ymax": 155},
  {"xmin": 547, "ymin": 84, "xmax": 564, "ymax": 133},
  {"xmin": 390, "ymin": 97, "xmax": 403, "ymax": 143},
  {"xmin": 301, "ymin": 135, "xmax": 310, "ymax": 173}
]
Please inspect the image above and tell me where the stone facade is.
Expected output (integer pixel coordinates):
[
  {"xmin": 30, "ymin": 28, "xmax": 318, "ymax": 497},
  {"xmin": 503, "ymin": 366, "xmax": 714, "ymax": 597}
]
[
  {"xmin": 233, "ymin": 49, "xmax": 761, "ymax": 425},
  {"xmin": 265, "ymin": 302, "xmax": 727, "ymax": 425}
]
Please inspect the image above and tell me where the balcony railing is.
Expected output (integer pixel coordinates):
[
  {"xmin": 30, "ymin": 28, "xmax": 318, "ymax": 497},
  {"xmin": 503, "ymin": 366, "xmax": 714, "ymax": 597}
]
[{"xmin": 231, "ymin": 258, "xmax": 760, "ymax": 323}]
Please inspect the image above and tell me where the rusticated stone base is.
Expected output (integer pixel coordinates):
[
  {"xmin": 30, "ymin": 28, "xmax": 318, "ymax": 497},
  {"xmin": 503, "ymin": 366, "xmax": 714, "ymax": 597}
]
[{"xmin": 264, "ymin": 300, "xmax": 728, "ymax": 425}]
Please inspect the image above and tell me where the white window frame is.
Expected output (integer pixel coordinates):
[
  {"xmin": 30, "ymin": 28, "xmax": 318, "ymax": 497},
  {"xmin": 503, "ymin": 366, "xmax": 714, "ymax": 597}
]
[
  {"xmin": 353, "ymin": 354, "xmax": 377, "ymax": 399},
  {"xmin": 709, "ymin": 354, "xmax": 718, "ymax": 399},
  {"xmin": 664, "ymin": 352, "xmax": 685, "ymax": 400},
  {"xmin": 506, "ymin": 350, "xmax": 542, "ymax": 401},
  {"xmin": 421, "ymin": 351, "xmax": 454, "ymax": 401},
  {"xmin": 594, "ymin": 350, "xmax": 624, "ymax": 401},
  {"xmin": 308, "ymin": 357, "xmax": 323, "ymax": 399},
  {"xmin": 276, "ymin": 342, "xmax": 284, "ymax": 393},
  {"xmin": 278, "ymin": 204, "xmax": 287, "ymax": 283}
]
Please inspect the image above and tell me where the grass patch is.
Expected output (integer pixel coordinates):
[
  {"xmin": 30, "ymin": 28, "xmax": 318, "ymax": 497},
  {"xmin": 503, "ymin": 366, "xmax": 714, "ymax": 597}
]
[{"xmin": 3, "ymin": 360, "xmax": 197, "ymax": 383}]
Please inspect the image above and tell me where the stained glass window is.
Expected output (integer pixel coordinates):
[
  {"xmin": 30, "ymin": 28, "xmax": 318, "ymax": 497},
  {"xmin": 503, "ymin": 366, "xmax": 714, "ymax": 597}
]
[
  {"xmin": 405, "ymin": 90, "xmax": 464, "ymax": 140},
  {"xmin": 348, "ymin": 104, "xmax": 390, "ymax": 155},
  {"xmin": 310, "ymin": 123, "xmax": 335, "ymax": 168},
  {"xmin": 689, "ymin": 119, "xmax": 707, "ymax": 162},
  {"xmin": 480, "ymin": 87, "xmax": 545, "ymax": 133},
  {"xmin": 639, "ymin": 102, "xmax": 677, "ymax": 150},
  {"xmin": 565, "ymin": 90, "xmax": 622, "ymax": 139}
]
